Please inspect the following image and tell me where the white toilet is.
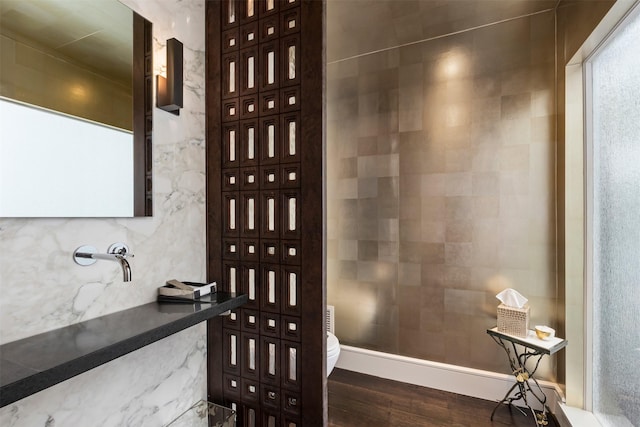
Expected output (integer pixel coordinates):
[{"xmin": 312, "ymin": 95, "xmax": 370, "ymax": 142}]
[{"xmin": 327, "ymin": 332, "xmax": 340, "ymax": 376}]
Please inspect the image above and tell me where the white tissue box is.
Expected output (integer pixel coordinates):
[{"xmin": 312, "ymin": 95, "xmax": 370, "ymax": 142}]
[{"xmin": 497, "ymin": 303, "xmax": 530, "ymax": 338}]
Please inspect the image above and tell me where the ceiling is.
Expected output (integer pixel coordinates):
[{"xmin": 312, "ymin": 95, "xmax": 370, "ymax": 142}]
[
  {"xmin": 0, "ymin": 0, "xmax": 133, "ymax": 86},
  {"xmin": 1, "ymin": 1, "xmax": 558, "ymax": 80},
  {"xmin": 327, "ymin": 0, "xmax": 558, "ymax": 62}
]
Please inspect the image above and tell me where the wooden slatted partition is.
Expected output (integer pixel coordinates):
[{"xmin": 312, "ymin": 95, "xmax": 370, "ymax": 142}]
[{"xmin": 206, "ymin": 1, "xmax": 325, "ymax": 425}]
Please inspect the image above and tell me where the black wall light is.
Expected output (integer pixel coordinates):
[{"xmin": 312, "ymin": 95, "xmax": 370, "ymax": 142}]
[{"xmin": 156, "ymin": 38, "xmax": 183, "ymax": 115}]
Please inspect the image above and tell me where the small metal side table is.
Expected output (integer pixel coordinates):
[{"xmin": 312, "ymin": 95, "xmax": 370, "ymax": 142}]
[{"xmin": 487, "ymin": 327, "xmax": 568, "ymax": 426}]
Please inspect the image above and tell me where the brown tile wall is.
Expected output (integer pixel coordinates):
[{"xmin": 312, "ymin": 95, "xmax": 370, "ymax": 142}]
[{"xmin": 327, "ymin": 10, "xmax": 559, "ymax": 378}]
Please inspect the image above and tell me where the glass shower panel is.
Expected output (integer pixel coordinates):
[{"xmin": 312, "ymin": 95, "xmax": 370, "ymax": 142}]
[{"xmin": 591, "ymin": 7, "xmax": 640, "ymax": 426}]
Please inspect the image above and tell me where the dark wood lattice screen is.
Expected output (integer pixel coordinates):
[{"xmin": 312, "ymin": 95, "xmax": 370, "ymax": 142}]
[{"xmin": 206, "ymin": 1, "xmax": 325, "ymax": 425}]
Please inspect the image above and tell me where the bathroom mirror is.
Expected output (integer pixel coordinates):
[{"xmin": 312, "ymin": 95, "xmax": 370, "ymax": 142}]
[{"xmin": 0, "ymin": 0, "xmax": 152, "ymax": 217}]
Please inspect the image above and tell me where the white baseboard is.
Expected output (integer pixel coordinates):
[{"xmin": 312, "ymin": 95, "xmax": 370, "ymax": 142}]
[{"xmin": 335, "ymin": 345, "xmax": 564, "ymax": 415}]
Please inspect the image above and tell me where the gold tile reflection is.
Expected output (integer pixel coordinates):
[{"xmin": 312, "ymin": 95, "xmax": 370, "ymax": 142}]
[
  {"xmin": 0, "ymin": 34, "xmax": 132, "ymax": 130},
  {"xmin": 327, "ymin": 6, "xmax": 558, "ymax": 378}
]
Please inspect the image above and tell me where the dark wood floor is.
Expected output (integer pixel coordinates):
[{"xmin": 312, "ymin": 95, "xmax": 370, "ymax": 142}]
[{"xmin": 328, "ymin": 369, "xmax": 558, "ymax": 427}]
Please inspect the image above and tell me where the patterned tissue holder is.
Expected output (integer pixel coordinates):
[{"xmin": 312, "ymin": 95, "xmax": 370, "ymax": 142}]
[{"xmin": 497, "ymin": 303, "xmax": 530, "ymax": 338}]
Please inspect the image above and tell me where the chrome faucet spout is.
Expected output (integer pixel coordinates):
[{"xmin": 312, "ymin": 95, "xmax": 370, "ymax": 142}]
[
  {"xmin": 118, "ymin": 256, "xmax": 132, "ymax": 282},
  {"xmin": 73, "ymin": 243, "xmax": 134, "ymax": 283},
  {"xmin": 89, "ymin": 253, "xmax": 121, "ymax": 261}
]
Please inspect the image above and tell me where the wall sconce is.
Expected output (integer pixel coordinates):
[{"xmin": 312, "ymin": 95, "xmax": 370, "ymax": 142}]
[{"xmin": 156, "ymin": 38, "xmax": 183, "ymax": 115}]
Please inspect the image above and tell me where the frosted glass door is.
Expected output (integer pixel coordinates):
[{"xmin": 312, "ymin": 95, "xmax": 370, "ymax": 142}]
[{"xmin": 590, "ymin": 5, "xmax": 640, "ymax": 427}]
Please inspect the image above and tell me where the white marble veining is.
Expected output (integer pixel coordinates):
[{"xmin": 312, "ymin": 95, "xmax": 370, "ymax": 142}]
[
  {"xmin": 0, "ymin": 0, "xmax": 206, "ymax": 343},
  {"xmin": 0, "ymin": 0, "xmax": 208, "ymax": 425},
  {"xmin": 0, "ymin": 325, "xmax": 207, "ymax": 427}
]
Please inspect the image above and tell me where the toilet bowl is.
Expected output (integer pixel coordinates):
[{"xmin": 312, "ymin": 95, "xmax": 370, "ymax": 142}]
[{"xmin": 327, "ymin": 332, "xmax": 340, "ymax": 376}]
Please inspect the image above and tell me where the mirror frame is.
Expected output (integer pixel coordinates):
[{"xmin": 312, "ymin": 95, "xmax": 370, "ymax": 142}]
[{"xmin": 133, "ymin": 13, "xmax": 153, "ymax": 216}]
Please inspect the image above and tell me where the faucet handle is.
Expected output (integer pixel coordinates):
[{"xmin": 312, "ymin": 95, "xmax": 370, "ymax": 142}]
[{"xmin": 108, "ymin": 242, "xmax": 133, "ymax": 258}]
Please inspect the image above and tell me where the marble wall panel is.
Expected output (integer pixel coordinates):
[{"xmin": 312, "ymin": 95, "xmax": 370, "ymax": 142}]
[
  {"xmin": 0, "ymin": 325, "xmax": 206, "ymax": 427},
  {"xmin": 0, "ymin": 0, "xmax": 207, "ymax": 424}
]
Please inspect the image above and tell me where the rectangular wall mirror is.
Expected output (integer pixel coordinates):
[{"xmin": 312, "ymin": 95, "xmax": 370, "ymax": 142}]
[{"xmin": 0, "ymin": 0, "xmax": 153, "ymax": 217}]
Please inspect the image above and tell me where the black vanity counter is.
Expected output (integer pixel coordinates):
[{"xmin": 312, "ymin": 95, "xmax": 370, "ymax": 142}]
[{"xmin": 0, "ymin": 292, "xmax": 247, "ymax": 407}]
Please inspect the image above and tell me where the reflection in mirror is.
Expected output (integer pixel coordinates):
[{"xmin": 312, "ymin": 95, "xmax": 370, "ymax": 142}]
[{"xmin": 0, "ymin": 0, "xmax": 152, "ymax": 217}]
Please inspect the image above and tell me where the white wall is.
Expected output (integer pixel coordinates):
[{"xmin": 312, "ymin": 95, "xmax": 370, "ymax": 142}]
[{"xmin": 0, "ymin": 0, "xmax": 208, "ymax": 424}]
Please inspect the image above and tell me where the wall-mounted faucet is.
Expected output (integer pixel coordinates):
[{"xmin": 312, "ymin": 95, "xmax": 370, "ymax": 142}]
[{"xmin": 73, "ymin": 243, "xmax": 134, "ymax": 282}]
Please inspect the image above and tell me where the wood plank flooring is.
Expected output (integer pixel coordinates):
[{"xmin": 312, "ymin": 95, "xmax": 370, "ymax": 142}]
[{"xmin": 328, "ymin": 369, "xmax": 559, "ymax": 427}]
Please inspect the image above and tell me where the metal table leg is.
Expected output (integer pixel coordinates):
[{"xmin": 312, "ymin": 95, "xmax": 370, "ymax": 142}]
[{"xmin": 490, "ymin": 335, "xmax": 550, "ymax": 426}]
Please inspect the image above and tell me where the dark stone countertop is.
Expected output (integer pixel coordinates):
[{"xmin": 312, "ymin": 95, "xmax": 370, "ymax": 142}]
[{"xmin": 0, "ymin": 292, "xmax": 247, "ymax": 408}]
